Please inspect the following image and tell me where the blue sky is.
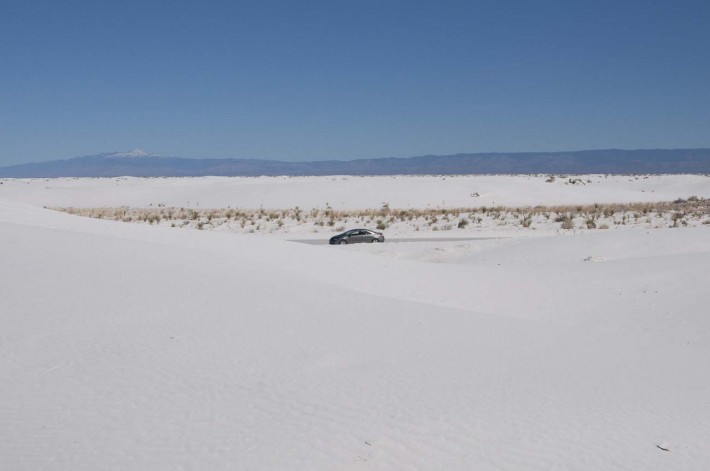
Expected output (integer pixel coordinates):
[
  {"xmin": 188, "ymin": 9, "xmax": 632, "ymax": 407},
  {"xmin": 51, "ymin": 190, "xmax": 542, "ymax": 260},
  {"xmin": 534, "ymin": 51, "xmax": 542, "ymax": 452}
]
[{"xmin": 1, "ymin": 0, "xmax": 709, "ymax": 165}]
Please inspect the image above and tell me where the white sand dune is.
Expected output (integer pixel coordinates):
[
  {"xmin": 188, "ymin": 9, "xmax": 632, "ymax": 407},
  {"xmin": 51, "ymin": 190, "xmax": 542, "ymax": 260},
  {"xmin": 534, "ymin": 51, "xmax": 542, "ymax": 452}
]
[
  {"xmin": 1, "ymin": 176, "xmax": 709, "ymax": 470},
  {"xmin": 2, "ymin": 174, "xmax": 709, "ymax": 209}
]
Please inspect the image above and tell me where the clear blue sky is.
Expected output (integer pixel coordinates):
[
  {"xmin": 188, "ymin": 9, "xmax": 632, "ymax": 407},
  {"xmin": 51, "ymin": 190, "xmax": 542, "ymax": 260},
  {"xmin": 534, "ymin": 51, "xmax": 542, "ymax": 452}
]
[{"xmin": 1, "ymin": 0, "xmax": 709, "ymax": 165}]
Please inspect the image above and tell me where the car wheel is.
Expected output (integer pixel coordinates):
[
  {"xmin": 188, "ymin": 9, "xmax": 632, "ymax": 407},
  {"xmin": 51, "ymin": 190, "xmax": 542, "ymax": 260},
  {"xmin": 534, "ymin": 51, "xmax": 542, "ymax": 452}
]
[
  {"xmin": 371, "ymin": 239, "xmax": 379, "ymax": 243},
  {"xmin": 339, "ymin": 240, "xmax": 347, "ymax": 245}
]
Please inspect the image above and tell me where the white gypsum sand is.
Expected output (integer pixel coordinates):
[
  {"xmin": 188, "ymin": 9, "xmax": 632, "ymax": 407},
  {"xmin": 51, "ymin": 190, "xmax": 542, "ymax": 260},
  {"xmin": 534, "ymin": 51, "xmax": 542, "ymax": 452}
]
[
  {"xmin": 4, "ymin": 174, "xmax": 709, "ymax": 237},
  {"xmin": 1, "ymin": 174, "xmax": 709, "ymax": 209},
  {"xmin": 1, "ymin": 175, "xmax": 709, "ymax": 470}
]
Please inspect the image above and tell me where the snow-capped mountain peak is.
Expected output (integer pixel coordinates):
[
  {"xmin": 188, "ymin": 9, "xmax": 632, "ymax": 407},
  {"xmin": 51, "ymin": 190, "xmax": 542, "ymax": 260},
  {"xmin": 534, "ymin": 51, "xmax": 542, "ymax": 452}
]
[{"xmin": 105, "ymin": 149, "xmax": 159, "ymax": 159}]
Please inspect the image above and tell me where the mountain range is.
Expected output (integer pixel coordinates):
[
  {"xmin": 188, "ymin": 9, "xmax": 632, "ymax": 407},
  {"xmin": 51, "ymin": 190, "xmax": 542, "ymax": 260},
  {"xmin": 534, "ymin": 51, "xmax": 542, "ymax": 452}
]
[{"xmin": 1, "ymin": 148, "xmax": 710, "ymax": 177}]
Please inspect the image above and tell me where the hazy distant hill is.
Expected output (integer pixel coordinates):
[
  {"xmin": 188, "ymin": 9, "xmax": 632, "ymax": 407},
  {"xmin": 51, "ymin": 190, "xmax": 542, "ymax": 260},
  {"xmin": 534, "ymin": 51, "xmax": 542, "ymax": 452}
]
[{"xmin": 1, "ymin": 148, "xmax": 710, "ymax": 177}]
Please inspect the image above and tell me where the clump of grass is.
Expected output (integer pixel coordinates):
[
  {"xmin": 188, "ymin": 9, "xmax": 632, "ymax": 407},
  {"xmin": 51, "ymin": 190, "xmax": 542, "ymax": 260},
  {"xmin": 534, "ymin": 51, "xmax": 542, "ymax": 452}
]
[{"xmin": 561, "ymin": 217, "xmax": 575, "ymax": 230}]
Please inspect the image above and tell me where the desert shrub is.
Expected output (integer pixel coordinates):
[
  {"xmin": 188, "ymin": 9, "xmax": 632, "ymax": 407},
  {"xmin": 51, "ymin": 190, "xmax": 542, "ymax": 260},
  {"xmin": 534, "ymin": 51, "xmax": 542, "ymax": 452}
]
[
  {"xmin": 671, "ymin": 212, "xmax": 683, "ymax": 227},
  {"xmin": 560, "ymin": 217, "xmax": 575, "ymax": 230},
  {"xmin": 457, "ymin": 218, "xmax": 469, "ymax": 228}
]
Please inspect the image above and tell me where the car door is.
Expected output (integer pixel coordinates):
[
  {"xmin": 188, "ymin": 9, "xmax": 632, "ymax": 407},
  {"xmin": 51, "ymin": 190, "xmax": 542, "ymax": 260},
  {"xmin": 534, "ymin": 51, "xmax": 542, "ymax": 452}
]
[
  {"xmin": 351, "ymin": 230, "xmax": 367, "ymax": 244},
  {"xmin": 345, "ymin": 230, "xmax": 359, "ymax": 243}
]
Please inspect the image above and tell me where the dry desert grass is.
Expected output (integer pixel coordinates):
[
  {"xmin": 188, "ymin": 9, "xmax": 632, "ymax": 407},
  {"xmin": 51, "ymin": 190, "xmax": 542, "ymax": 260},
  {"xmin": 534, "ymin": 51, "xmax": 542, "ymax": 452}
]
[{"xmin": 52, "ymin": 197, "xmax": 710, "ymax": 234}]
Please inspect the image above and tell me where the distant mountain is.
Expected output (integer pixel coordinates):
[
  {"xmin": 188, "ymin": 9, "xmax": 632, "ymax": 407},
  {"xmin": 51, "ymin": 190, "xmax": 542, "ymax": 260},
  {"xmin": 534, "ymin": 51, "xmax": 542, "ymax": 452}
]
[{"xmin": 1, "ymin": 148, "xmax": 710, "ymax": 177}]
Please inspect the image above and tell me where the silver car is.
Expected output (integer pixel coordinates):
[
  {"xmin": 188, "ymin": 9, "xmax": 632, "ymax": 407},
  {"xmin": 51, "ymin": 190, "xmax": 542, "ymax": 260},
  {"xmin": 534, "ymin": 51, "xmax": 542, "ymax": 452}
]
[{"xmin": 329, "ymin": 229, "xmax": 385, "ymax": 245}]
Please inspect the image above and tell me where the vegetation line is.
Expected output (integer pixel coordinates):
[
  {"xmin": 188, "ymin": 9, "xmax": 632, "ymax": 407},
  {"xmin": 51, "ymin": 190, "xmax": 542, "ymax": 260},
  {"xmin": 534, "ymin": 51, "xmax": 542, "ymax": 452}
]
[{"xmin": 51, "ymin": 197, "xmax": 710, "ymax": 233}]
